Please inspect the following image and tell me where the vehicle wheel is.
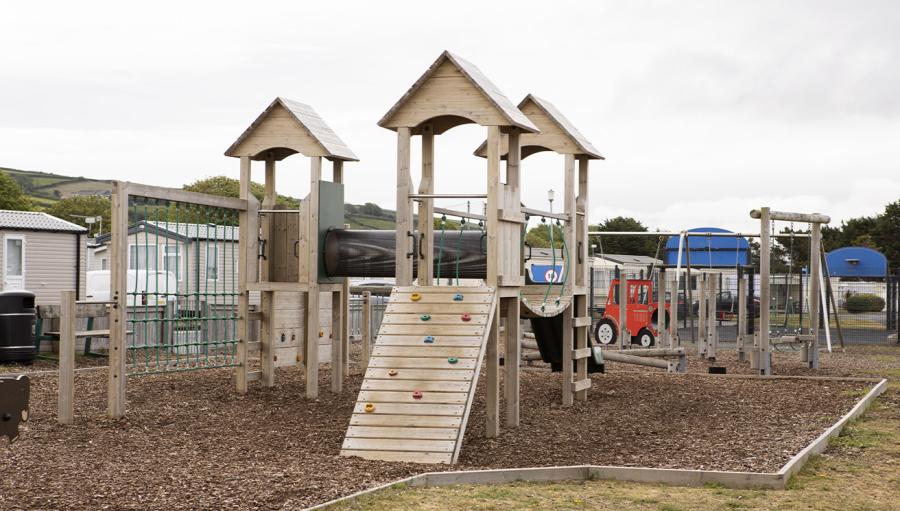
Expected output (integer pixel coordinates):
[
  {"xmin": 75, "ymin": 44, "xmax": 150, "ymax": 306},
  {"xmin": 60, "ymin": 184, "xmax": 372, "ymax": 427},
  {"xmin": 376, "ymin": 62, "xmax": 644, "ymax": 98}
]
[
  {"xmin": 635, "ymin": 328, "xmax": 655, "ymax": 347},
  {"xmin": 594, "ymin": 318, "xmax": 617, "ymax": 345}
]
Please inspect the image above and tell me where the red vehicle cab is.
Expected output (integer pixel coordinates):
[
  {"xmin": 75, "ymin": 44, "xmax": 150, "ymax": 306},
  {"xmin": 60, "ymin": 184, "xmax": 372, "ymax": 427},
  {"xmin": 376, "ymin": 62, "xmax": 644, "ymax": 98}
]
[{"xmin": 594, "ymin": 278, "xmax": 669, "ymax": 347}]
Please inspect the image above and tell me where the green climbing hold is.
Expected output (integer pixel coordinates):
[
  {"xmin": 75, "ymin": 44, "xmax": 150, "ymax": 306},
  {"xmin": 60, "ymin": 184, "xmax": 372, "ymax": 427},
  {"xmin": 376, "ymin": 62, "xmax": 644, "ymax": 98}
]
[
  {"xmin": 448, "ymin": 357, "xmax": 458, "ymax": 364},
  {"xmin": 420, "ymin": 314, "xmax": 431, "ymax": 321}
]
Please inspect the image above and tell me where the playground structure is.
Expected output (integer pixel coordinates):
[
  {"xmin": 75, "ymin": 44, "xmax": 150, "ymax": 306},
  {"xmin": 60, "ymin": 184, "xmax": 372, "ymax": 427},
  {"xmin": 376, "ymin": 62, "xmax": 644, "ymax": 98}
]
[
  {"xmin": 588, "ymin": 217, "xmax": 832, "ymax": 375},
  {"xmin": 47, "ymin": 51, "xmax": 839, "ymax": 471},
  {"xmin": 336, "ymin": 52, "xmax": 600, "ymax": 463}
]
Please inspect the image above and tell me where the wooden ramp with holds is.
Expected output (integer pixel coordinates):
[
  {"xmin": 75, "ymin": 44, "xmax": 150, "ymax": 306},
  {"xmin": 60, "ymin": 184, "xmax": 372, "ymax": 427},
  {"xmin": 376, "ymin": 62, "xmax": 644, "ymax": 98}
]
[{"xmin": 340, "ymin": 285, "xmax": 497, "ymax": 464}]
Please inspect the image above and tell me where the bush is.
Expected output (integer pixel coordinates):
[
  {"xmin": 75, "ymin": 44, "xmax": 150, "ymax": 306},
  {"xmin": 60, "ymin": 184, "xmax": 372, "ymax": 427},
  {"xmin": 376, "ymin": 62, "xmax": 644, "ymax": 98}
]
[{"xmin": 845, "ymin": 293, "xmax": 885, "ymax": 313}]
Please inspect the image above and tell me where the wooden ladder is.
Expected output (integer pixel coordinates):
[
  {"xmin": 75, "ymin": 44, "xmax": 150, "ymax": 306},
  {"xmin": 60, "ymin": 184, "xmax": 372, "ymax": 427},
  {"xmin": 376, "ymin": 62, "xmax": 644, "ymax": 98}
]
[{"xmin": 340, "ymin": 285, "xmax": 497, "ymax": 464}]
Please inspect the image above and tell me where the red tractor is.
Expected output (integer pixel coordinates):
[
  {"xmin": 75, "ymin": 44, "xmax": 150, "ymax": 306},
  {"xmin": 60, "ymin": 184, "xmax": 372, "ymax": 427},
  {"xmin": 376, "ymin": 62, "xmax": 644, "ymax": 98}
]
[{"xmin": 593, "ymin": 279, "xmax": 669, "ymax": 347}]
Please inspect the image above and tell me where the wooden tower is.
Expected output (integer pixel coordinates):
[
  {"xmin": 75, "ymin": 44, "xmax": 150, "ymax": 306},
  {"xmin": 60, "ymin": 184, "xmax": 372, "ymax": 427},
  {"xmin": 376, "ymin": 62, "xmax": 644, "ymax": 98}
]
[
  {"xmin": 476, "ymin": 94, "xmax": 603, "ymax": 410},
  {"xmin": 225, "ymin": 97, "xmax": 358, "ymax": 398}
]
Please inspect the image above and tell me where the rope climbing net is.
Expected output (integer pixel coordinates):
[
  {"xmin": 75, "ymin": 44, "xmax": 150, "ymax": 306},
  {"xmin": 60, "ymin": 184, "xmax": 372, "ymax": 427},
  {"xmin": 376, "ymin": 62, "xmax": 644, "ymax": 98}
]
[{"xmin": 123, "ymin": 194, "xmax": 243, "ymax": 375}]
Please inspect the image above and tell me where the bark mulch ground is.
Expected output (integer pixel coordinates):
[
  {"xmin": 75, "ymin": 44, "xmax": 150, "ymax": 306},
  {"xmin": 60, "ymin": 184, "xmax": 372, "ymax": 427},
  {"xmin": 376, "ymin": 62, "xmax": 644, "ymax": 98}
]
[{"xmin": 1, "ymin": 346, "xmax": 884, "ymax": 510}]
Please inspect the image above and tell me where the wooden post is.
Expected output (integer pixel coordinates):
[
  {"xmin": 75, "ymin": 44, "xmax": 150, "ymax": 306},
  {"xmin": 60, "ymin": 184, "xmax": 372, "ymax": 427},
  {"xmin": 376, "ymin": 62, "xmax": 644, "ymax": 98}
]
[
  {"xmin": 737, "ymin": 270, "xmax": 747, "ymax": 361},
  {"xmin": 108, "ymin": 181, "xmax": 128, "ymax": 419},
  {"xmin": 503, "ymin": 296, "xmax": 520, "ymax": 427},
  {"xmin": 618, "ymin": 271, "xmax": 629, "ymax": 349},
  {"xmin": 395, "ymin": 128, "xmax": 413, "ymax": 286},
  {"xmin": 561, "ymin": 154, "xmax": 576, "ymax": 406},
  {"xmin": 657, "ymin": 268, "xmax": 669, "ymax": 348},
  {"xmin": 306, "ymin": 156, "xmax": 322, "ymax": 398},
  {"xmin": 484, "ymin": 125, "xmax": 501, "ymax": 438},
  {"xmin": 361, "ymin": 291, "xmax": 372, "ymax": 371},
  {"xmin": 58, "ymin": 289, "xmax": 76, "ymax": 425},
  {"xmin": 260, "ymin": 158, "xmax": 276, "ymax": 387},
  {"xmin": 758, "ymin": 207, "xmax": 772, "ymax": 375},
  {"xmin": 504, "ymin": 128, "xmax": 524, "ymax": 421},
  {"xmin": 575, "ymin": 156, "xmax": 590, "ymax": 401},
  {"xmin": 707, "ymin": 274, "xmax": 718, "ymax": 360},
  {"xmin": 418, "ymin": 125, "xmax": 434, "ymax": 285},
  {"xmin": 808, "ymin": 222, "xmax": 822, "ymax": 369},
  {"xmin": 668, "ymin": 262, "xmax": 679, "ymax": 347},
  {"xmin": 331, "ymin": 290, "xmax": 343, "ymax": 393},
  {"xmin": 697, "ymin": 273, "xmax": 707, "ymax": 356},
  {"xmin": 236, "ymin": 156, "xmax": 252, "ymax": 394}
]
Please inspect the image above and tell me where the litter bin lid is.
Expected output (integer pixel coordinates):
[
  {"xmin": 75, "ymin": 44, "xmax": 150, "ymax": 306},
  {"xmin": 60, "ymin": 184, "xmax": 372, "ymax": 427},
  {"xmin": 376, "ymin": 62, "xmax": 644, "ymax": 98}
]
[{"xmin": 0, "ymin": 291, "xmax": 35, "ymax": 298}]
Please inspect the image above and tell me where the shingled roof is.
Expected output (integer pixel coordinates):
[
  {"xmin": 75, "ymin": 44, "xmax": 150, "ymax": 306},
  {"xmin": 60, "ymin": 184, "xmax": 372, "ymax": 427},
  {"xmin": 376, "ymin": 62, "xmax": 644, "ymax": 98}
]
[
  {"xmin": 474, "ymin": 94, "xmax": 604, "ymax": 160},
  {"xmin": 225, "ymin": 97, "xmax": 358, "ymax": 162},
  {"xmin": 378, "ymin": 51, "xmax": 539, "ymax": 133},
  {"xmin": 0, "ymin": 210, "xmax": 88, "ymax": 233}
]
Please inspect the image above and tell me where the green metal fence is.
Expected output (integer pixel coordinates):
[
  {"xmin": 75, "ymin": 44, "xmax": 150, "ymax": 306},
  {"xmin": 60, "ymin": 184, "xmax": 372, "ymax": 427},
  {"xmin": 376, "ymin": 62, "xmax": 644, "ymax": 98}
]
[{"xmin": 125, "ymin": 195, "xmax": 241, "ymax": 375}]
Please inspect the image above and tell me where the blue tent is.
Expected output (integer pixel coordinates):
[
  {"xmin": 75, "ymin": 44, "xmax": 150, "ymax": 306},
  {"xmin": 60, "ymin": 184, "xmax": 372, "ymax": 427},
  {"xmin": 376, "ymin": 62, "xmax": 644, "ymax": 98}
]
[
  {"xmin": 664, "ymin": 227, "xmax": 750, "ymax": 267},
  {"xmin": 825, "ymin": 247, "xmax": 887, "ymax": 278}
]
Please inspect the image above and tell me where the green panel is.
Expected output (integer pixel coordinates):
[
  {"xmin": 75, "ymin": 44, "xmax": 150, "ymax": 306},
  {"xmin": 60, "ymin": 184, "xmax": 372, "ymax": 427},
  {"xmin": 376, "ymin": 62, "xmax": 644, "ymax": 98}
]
[{"xmin": 318, "ymin": 180, "xmax": 345, "ymax": 283}]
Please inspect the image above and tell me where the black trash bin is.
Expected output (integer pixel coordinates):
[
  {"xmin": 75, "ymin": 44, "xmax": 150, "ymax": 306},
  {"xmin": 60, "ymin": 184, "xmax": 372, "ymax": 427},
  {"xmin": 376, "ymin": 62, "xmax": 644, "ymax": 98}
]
[{"xmin": 0, "ymin": 290, "xmax": 37, "ymax": 363}]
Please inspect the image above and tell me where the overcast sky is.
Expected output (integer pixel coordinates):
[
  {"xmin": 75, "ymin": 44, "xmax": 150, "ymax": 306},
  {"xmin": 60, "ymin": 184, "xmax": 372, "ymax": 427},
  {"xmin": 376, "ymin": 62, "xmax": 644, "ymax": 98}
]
[{"xmin": 3, "ymin": 1, "xmax": 898, "ymax": 233}]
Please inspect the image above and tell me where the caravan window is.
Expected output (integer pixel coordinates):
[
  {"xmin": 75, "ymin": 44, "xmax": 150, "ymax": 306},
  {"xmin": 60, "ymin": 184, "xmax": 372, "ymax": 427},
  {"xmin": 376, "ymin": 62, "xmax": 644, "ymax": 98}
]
[
  {"xmin": 163, "ymin": 245, "xmax": 183, "ymax": 280},
  {"xmin": 206, "ymin": 245, "xmax": 219, "ymax": 280},
  {"xmin": 129, "ymin": 244, "xmax": 157, "ymax": 270}
]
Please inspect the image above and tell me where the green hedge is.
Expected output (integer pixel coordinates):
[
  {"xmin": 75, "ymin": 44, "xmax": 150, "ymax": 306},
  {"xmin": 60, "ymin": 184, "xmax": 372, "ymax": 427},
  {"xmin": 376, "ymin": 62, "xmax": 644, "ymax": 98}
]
[{"xmin": 845, "ymin": 293, "xmax": 885, "ymax": 313}]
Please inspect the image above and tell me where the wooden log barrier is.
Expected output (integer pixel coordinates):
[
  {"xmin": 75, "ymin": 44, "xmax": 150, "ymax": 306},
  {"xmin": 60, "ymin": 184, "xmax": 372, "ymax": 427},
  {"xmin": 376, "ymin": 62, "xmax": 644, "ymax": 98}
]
[{"xmin": 601, "ymin": 350, "xmax": 669, "ymax": 369}]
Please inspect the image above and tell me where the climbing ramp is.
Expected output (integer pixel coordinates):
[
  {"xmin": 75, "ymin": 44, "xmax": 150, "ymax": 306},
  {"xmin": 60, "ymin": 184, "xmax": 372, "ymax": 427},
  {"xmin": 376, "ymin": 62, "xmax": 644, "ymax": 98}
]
[{"xmin": 340, "ymin": 285, "xmax": 497, "ymax": 464}]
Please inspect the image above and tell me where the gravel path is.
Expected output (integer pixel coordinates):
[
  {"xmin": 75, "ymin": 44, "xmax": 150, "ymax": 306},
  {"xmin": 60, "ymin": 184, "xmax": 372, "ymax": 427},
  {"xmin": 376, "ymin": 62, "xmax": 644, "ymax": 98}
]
[{"xmin": 1, "ymin": 347, "xmax": 882, "ymax": 510}]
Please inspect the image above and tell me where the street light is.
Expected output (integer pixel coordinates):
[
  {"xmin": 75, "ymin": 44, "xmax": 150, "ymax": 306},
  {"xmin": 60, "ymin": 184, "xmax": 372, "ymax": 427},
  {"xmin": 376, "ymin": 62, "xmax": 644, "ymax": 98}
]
[{"xmin": 547, "ymin": 189, "xmax": 555, "ymax": 213}]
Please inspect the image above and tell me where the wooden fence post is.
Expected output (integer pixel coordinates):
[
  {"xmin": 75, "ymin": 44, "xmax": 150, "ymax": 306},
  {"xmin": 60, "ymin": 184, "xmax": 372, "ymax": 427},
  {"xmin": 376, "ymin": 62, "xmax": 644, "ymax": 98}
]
[
  {"xmin": 361, "ymin": 291, "xmax": 372, "ymax": 371},
  {"xmin": 58, "ymin": 290, "xmax": 76, "ymax": 425},
  {"xmin": 108, "ymin": 181, "xmax": 128, "ymax": 419}
]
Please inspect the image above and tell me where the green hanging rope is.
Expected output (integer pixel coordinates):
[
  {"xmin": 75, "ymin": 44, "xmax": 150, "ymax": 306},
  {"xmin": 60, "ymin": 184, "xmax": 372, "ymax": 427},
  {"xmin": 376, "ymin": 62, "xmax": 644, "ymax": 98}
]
[{"xmin": 557, "ymin": 219, "xmax": 570, "ymax": 302}]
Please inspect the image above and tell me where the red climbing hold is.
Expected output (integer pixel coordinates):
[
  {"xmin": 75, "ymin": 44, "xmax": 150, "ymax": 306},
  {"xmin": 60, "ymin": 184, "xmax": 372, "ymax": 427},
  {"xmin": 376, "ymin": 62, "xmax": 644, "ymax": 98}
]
[
  {"xmin": 461, "ymin": 313, "xmax": 472, "ymax": 322},
  {"xmin": 412, "ymin": 391, "xmax": 423, "ymax": 400}
]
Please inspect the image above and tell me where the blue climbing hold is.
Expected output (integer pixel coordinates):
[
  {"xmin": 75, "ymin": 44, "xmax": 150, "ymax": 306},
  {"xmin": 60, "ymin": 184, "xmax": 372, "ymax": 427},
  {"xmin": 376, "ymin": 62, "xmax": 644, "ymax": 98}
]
[
  {"xmin": 423, "ymin": 335, "xmax": 435, "ymax": 343},
  {"xmin": 453, "ymin": 293, "xmax": 464, "ymax": 302}
]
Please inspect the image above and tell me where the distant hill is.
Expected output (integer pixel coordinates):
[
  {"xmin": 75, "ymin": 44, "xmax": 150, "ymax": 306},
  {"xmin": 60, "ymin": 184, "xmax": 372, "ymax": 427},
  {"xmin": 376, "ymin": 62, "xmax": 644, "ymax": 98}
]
[
  {"xmin": 1, "ymin": 166, "xmax": 112, "ymax": 209},
  {"xmin": 1, "ymin": 166, "xmax": 398, "ymax": 230}
]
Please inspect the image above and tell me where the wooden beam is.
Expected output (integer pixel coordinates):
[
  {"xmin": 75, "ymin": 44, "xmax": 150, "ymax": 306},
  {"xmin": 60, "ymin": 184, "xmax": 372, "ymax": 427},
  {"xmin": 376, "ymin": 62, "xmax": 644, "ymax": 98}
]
[
  {"xmin": 758, "ymin": 207, "xmax": 772, "ymax": 375},
  {"xmin": 333, "ymin": 159, "xmax": 344, "ymax": 184},
  {"xmin": 618, "ymin": 272, "xmax": 629, "ymax": 349},
  {"xmin": 331, "ymin": 290, "xmax": 343, "ymax": 393},
  {"xmin": 485, "ymin": 307, "xmax": 499, "ymax": 438},
  {"xmin": 750, "ymin": 209, "xmax": 830, "ymax": 224},
  {"xmin": 124, "ymin": 182, "xmax": 247, "ymax": 210},
  {"xmin": 306, "ymin": 156, "xmax": 322, "ymax": 398},
  {"xmin": 418, "ymin": 124, "xmax": 435, "ymax": 285},
  {"xmin": 504, "ymin": 296, "xmax": 520, "ymax": 428},
  {"xmin": 736, "ymin": 272, "xmax": 747, "ymax": 361},
  {"xmin": 235, "ymin": 156, "xmax": 252, "ymax": 394},
  {"xmin": 807, "ymin": 222, "xmax": 822, "ymax": 369},
  {"xmin": 107, "ymin": 181, "xmax": 128, "ymax": 419},
  {"xmin": 58, "ymin": 289, "xmax": 75, "ymax": 425},
  {"xmin": 395, "ymin": 128, "xmax": 413, "ymax": 286},
  {"xmin": 361, "ymin": 291, "xmax": 373, "ymax": 371}
]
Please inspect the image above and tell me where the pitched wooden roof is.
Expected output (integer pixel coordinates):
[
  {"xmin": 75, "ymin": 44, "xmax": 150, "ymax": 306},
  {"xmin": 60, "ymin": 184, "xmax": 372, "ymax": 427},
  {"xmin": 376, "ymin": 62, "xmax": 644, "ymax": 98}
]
[
  {"xmin": 474, "ymin": 94, "xmax": 604, "ymax": 160},
  {"xmin": 225, "ymin": 97, "xmax": 358, "ymax": 162},
  {"xmin": 378, "ymin": 51, "xmax": 539, "ymax": 134}
]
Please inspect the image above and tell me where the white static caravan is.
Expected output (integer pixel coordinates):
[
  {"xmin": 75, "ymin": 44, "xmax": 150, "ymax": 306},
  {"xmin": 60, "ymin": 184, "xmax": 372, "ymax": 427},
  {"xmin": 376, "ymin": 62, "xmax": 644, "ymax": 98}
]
[{"xmin": 0, "ymin": 210, "xmax": 88, "ymax": 304}]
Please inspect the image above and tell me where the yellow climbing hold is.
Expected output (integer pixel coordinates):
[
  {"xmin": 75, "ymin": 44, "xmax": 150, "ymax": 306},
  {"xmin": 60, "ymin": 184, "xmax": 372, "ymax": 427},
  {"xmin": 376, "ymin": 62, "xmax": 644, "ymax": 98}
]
[
  {"xmin": 410, "ymin": 292, "xmax": 422, "ymax": 302},
  {"xmin": 364, "ymin": 403, "xmax": 375, "ymax": 413}
]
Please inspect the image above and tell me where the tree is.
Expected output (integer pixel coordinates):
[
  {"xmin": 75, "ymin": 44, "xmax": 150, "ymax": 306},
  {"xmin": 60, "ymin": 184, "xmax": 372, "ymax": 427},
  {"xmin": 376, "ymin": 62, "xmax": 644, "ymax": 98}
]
[
  {"xmin": 525, "ymin": 222, "xmax": 564, "ymax": 248},
  {"xmin": 874, "ymin": 199, "xmax": 900, "ymax": 269},
  {"xmin": 183, "ymin": 176, "xmax": 299, "ymax": 208},
  {"xmin": 589, "ymin": 216, "xmax": 663, "ymax": 258},
  {"xmin": 0, "ymin": 171, "xmax": 33, "ymax": 211},
  {"xmin": 47, "ymin": 196, "xmax": 111, "ymax": 235}
]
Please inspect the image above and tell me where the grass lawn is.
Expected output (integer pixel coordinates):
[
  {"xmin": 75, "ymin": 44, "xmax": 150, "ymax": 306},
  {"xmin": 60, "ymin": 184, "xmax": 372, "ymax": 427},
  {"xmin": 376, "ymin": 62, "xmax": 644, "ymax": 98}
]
[{"xmin": 327, "ymin": 371, "xmax": 899, "ymax": 511}]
